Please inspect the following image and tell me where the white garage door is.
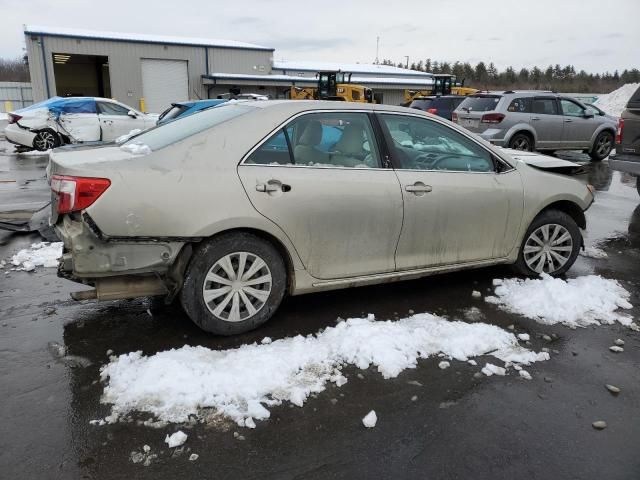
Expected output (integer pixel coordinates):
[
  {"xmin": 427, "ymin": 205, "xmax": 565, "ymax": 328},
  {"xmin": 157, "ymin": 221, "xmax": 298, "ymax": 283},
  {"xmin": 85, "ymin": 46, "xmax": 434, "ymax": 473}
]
[{"xmin": 141, "ymin": 59, "xmax": 189, "ymax": 114}]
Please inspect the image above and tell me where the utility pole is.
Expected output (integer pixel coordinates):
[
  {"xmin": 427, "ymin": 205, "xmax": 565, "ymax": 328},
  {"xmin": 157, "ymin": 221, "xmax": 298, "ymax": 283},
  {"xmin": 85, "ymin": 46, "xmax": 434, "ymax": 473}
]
[
  {"xmin": 404, "ymin": 56, "xmax": 409, "ymax": 69},
  {"xmin": 375, "ymin": 36, "xmax": 380, "ymax": 64}
]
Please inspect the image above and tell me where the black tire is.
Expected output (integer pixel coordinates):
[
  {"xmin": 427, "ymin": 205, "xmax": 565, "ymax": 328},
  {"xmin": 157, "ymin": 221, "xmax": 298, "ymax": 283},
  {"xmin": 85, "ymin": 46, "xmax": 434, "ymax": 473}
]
[
  {"xmin": 508, "ymin": 132, "xmax": 533, "ymax": 151},
  {"xmin": 180, "ymin": 232, "xmax": 287, "ymax": 335},
  {"xmin": 512, "ymin": 209, "xmax": 582, "ymax": 277},
  {"xmin": 636, "ymin": 177, "xmax": 640, "ymax": 197},
  {"xmin": 589, "ymin": 131, "xmax": 613, "ymax": 161},
  {"xmin": 32, "ymin": 129, "xmax": 60, "ymax": 151}
]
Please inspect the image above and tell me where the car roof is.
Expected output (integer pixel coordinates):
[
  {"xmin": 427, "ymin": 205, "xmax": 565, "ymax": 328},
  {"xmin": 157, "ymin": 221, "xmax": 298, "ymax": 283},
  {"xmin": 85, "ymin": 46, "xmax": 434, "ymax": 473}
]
[{"xmin": 242, "ymin": 99, "xmax": 413, "ymax": 114}]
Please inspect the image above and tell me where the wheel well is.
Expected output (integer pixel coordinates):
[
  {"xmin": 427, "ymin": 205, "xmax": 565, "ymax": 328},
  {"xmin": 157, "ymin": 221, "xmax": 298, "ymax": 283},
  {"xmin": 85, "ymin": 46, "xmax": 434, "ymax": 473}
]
[
  {"xmin": 510, "ymin": 130, "xmax": 534, "ymax": 147},
  {"xmin": 202, "ymin": 228, "xmax": 296, "ymax": 294},
  {"xmin": 539, "ymin": 201, "xmax": 586, "ymax": 229}
]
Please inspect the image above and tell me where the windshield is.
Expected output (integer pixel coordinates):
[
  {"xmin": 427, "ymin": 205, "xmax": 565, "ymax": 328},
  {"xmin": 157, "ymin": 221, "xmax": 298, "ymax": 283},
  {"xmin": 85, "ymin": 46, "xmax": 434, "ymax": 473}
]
[
  {"xmin": 458, "ymin": 96, "xmax": 502, "ymax": 112},
  {"xmin": 124, "ymin": 103, "xmax": 254, "ymax": 151}
]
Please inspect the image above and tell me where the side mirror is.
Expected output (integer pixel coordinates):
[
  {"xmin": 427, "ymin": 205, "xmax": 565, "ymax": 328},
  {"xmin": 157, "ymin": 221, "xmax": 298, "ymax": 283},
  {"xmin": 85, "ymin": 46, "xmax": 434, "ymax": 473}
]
[
  {"xmin": 127, "ymin": 110, "xmax": 137, "ymax": 118},
  {"xmin": 583, "ymin": 109, "xmax": 595, "ymax": 118}
]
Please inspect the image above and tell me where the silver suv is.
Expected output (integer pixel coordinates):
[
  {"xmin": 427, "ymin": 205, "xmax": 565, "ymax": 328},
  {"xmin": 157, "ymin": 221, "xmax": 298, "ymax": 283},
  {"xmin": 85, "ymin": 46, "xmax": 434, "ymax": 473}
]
[{"xmin": 452, "ymin": 91, "xmax": 617, "ymax": 160}]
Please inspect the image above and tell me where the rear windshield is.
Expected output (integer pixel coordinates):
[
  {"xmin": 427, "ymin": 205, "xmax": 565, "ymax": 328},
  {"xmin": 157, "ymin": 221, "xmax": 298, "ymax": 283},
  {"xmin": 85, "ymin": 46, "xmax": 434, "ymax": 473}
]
[
  {"xmin": 124, "ymin": 103, "xmax": 253, "ymax": 151},
  {"xmin": 628, "ymin": 85, "xmax": 640, "ymax": 108},
  {"xmin": 457, "ymin": 96, "xmax": 501, "ymax": 112},
  {"xmin": 409, "ymin": 98, "xmax": 434, "ymax": 110}
]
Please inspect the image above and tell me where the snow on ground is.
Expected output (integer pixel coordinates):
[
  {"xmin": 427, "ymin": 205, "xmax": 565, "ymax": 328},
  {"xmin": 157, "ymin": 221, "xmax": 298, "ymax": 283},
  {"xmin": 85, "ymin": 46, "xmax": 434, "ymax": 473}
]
[
  {"xmin": 594, "ymin": 83, "xmax": 639, "ymax": 117},
  {"xmin": 486, "ymin": 274, "xmax": 634, "ymax": 328},
  {"xmin": 580, "ymin": 246, "xmax": 608, "ymax": 259},
  {"xmin": 362, "ymin": 411, "xmax": 377, "ymax": 428},
  {"xmin": 17, "ymin": 149, "xmax": 51, "ymax": 156},
  {"xmin": 165, "ymin": 431, "xmax": 187, "ymax": 448},
  {"xmin": 11, "ymin": 242, "xmax": 63, "ymax": 271},
  {"xmin": 98, "ymin": 314, "xmax": 549, "ymax": 427}
]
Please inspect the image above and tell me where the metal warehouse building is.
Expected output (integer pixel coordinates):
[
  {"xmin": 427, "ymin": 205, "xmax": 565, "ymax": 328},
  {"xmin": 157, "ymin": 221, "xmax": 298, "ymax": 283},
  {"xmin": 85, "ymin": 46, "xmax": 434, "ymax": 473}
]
[{"xmin": 25, "ymin": 25, "xmax": 434, "ymax": 112}]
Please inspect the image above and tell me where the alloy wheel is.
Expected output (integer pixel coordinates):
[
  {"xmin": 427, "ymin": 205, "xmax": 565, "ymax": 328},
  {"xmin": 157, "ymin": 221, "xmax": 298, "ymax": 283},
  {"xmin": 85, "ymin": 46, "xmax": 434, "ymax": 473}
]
[
  {"xmin": 595, "ymin": 134, "xmax": 612, "ymax": 157},
  {"xmin": 523, "ymin": 224, "xmax": 573, "ymax": 274},
  {"xmin": 34, "ymin": 131, "xmax": 57, "ymax": 151},
  {"xmin": 512, "ymin": 137, "xmax": 530, "ymax": 151},
  {"xmin": 202, "ymin": 251, "xmax": 272, "ymax": 322}
]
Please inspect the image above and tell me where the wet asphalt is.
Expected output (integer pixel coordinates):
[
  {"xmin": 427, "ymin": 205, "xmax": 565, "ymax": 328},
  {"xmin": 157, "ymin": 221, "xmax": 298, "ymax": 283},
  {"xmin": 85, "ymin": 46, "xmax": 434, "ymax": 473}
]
[{"xmin": 0, "ymin": 141, "xmax": 639, "ymax": 480}]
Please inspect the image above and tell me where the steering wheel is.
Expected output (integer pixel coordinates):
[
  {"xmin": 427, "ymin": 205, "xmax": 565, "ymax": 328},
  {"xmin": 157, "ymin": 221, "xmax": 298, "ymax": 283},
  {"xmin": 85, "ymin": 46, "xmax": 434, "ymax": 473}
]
[
  {"xmin": 428, "ymin": 154, "xmax": 464, "ymax": 170},
  {"xmin": 413, "ymin": 153, "xmax": 436, "ymax": 169}
]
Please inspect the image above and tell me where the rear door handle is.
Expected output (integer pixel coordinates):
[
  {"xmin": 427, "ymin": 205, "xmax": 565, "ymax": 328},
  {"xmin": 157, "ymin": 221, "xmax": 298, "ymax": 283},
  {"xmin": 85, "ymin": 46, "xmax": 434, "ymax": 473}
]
[
  {"xmin": 531, "ymin": 117, "xmax": 540, "ymax": 121},
  {"xmin": 564, "ymin": 119, "xmax": 573, "ymax": 123},
  {"xmin": 405, "ymin": 183, "xmax": 432, "ymax": 195}
]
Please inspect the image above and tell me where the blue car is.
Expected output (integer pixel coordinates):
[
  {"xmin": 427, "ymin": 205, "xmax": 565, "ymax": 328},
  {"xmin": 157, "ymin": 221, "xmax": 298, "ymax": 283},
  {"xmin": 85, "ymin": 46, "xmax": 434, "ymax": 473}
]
[{"xmin": 157, "ymin": 99, "xmax": 227, "ymax": 125}]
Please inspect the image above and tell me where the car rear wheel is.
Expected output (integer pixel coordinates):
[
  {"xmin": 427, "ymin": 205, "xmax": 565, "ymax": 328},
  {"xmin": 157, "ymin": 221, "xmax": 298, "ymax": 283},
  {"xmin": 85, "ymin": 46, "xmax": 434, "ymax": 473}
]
[
  {"xmin": 33, "ymin": 129, "xmax": 60, "ymax": 151},
  {"xmin": 589, "ymin": 131, "xmax": 613, "ymax": 161},
  {"xmin": 636, "ymin": 177, "xmax": 640, "ymax": 197},
  {"xmin": 512, "ymin": 210, "xmax": 581, "ymax": 277},
  {"xmin": 180, "ymin": 232, "xmax": 287, "ymax": 335},
  {"xmin": 508, "ymin": 133, "xmax": 533, "ymax": 151}
]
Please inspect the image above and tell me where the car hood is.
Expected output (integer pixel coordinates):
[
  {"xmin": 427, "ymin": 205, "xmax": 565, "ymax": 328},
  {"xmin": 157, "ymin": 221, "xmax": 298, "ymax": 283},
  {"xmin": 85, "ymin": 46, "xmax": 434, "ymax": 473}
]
[{"xmin": 501, "ymin": 149, "xmax": 583, "ymax": 173}]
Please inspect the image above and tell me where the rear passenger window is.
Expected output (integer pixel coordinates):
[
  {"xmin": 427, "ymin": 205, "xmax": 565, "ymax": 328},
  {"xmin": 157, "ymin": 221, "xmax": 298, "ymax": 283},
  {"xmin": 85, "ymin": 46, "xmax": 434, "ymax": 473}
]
[
  {"xmin": 507, "ymin": 98, "xmax": 531, "ymax": 113},
  {"xmin": 245, "ymin": 129, "xmax": 292, "ymax": 165},
  {"xmin": 287, "ymin": 112, "xmax": 381, "ymax": 168},
  {"xmin": 532, "ymin": 98, "xmax": 558, "ymax": 115}
]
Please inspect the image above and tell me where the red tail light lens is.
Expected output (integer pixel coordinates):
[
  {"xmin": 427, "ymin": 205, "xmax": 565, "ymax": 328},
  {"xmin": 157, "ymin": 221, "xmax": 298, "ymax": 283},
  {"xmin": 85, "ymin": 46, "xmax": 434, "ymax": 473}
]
[
  {"xmin": 451, "ymin": 112, "xmax": 458, "ymax": 122},
  {"xmin": 481, "ymin": 113, "xmax": 505, "ymax": 124},
  {"xmin": 427, "ymin": 108, "xmax": 438, "ymax": 114},
  {"xmin": 616, "ymin": 118, "xmax": 624, "ymax": 144},
  {"xmin": 8, "ymin": 114, "xmax": 22, "ymax": 124},
  {"xmin": 51, "ymin": 175, "xmax": 111, "ymax": 214}
]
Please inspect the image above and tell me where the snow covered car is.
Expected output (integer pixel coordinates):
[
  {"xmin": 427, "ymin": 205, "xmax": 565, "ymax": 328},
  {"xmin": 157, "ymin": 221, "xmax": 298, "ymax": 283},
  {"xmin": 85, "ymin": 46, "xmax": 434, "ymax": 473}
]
[
  {"xmin": 49, "ymin": 101, "xmax": 594, "ymax": 335},
  {"xmin": 4, "ymin": 97, "xmax": 155, "ymax": 151}
]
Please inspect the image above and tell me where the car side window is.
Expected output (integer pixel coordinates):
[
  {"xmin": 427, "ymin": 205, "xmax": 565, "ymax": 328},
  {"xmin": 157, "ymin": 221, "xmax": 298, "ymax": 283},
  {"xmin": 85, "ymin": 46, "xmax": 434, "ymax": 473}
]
[
  {"xmin": 98, "ymin": 102, "xmax": 130, "ymax": 116},
  {"xmin": 245, "ymin": 129, "xmax": 292, "ymax": 165},
  {"xmin": 507, "ymin": 97, "xmax": 531, "ymax": 113},
  {"xmin": 560, "ymin": 99, "xmax": 585, "ymax": 117},
  {"xmin": 379, "ymin": 114, "xmax": 494, "ymax": 172},
  {"xmin": 532, "ymin": 98, "xmax": 558, "ymax": 115},
  {"xmin": 287, "ymin": 112, "xmax": 381, "ymax": 168}
]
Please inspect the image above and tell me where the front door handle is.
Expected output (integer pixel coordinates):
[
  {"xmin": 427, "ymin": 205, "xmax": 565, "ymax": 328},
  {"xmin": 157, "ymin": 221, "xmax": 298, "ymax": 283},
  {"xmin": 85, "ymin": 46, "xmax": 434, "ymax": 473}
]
[
  {"xmin": 564, "ymin": 119, "xmax": 573, "ymax": 123},
  {"xmin": 405, "ymin": 182, "xmax": 432, "ymax": 195},
  {"xmin": 531, "ymin": 117, "xmax": 540, "ymax": 121}
]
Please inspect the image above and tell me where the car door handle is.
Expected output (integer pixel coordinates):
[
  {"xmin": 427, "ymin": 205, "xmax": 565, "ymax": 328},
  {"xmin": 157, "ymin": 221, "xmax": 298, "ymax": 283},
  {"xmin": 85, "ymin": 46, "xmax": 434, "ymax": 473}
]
[
  {"xmin": 531, "ymin": 117, "xmax": 540, "ymax": 121},
  {"xmin": 405, "ymin": 183, "xmax": 432, "ymax": 194},
  {"xmin": 564, "ymin": 119, "xmax": 573, "ymax": 123},
  {"xmin": 256, "ymin": 181, "xmax": 291, "ymax": 193}
]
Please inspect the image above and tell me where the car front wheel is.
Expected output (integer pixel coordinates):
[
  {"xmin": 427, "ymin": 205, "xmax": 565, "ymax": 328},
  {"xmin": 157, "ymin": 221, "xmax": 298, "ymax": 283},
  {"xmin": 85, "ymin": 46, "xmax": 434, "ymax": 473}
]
[
  {"xmin": 180, "ymin": 232, "xmax": 287, "ymax": 335},
  {"xmin": 513, "ymin": 210, "xmax": 581, "ymax": 277},
  {"xmin": 589, "ymin": 131, "xmax": 613, "ymax": 161}
]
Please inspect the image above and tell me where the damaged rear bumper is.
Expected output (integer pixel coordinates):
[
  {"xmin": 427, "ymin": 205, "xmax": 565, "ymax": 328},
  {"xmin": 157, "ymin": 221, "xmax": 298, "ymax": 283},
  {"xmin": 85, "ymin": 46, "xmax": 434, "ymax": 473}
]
[{"xmin": 56, "ymin": 214, "xmax": 189, "ymax": 300}]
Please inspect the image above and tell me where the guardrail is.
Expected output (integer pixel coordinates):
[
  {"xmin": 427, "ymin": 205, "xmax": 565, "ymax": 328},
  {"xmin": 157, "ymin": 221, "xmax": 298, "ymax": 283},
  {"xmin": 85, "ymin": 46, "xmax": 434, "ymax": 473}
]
[{"xmin": 0, "ymin": 82, "xmax": 33, "ymax": 112}]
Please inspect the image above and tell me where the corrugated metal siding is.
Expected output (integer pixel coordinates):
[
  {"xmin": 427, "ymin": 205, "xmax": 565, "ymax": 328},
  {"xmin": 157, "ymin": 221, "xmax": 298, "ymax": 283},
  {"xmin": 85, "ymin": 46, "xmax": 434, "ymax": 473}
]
[
  {"xmin": 208, "ymin": 48, "xmax": 272, "ymax": 75},
  {"xmin": 377, "ymin": 89, "xmax": 405, "ymax": 106},
  {"xmin": 0, "ymin": 82, "xmax": 33, "ymax": 111},
  {"xmin": 26, "ymin": 33, "xmax": 208, "ymax": 106}
]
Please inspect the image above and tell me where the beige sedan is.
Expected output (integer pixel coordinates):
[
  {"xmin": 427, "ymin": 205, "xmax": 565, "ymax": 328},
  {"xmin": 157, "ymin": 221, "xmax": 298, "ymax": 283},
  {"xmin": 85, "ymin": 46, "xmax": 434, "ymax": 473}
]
[{"xmin": 49, "ymin": 101, "xmax": 594, "ymax": 335}]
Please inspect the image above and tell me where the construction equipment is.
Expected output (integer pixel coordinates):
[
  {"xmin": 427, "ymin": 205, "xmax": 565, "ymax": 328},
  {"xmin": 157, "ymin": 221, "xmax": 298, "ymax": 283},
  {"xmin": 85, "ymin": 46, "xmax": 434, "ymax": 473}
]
[
  {"xmin": 287, "ymin": 71, "xmax": 375, "ymax": 103},
  {"xmin": 403, "ymin": 74, "xmax": 477, "ymax": 104}
]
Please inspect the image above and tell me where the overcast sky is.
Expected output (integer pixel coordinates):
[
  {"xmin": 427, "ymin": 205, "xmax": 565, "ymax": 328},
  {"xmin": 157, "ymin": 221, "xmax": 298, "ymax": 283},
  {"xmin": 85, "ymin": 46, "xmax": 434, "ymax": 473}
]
[{"xmin": 0, "ymin": 0, "xmax": 637, "ymax": 73}]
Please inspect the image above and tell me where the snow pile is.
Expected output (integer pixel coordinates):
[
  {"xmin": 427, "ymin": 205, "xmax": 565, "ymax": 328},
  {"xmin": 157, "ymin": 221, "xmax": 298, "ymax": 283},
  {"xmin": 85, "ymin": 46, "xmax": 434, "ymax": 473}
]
[
  {"xmin": 120, "ymin": 142, "xmax": 151, "ymax": 155},
  {"xmin": 11, "ymin": 242, "xmax": 63, "ymax": 271},
  {"xmin": 362, "ymin": 411, "xmax": 377, "ymax": 428},
  {"xmin": 99, "ymin": 314, "xmax": 549, "ymax": 427},
  {"xmin": 486, "ymin": 274, "xmax": 633, "ymax": 327},
  {"xmin": 115, "ymin": 128, "xmax": 142, "ymax": 144},
  {"xmin": 594, "ymin": 83, "xmax": 639, "ymax": 117},
  {"xmin": 580, "ymin": 246, "xmax": 608, "ymax": 259}
]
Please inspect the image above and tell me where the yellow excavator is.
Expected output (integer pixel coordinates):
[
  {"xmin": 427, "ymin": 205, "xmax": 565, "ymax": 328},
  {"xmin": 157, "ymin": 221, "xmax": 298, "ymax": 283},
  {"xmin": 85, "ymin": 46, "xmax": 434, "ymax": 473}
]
[
  {"xmin": 288, "ymin": 71, "xmax": 375, "ymax": 103},
  {"xmin": 403, "ymin": 74, "xmax": 477, "ymax": 104}
]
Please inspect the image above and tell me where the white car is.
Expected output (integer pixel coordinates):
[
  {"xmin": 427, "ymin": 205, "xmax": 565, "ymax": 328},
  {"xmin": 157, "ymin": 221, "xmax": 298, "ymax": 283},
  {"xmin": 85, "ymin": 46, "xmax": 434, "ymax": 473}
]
[{"xmin": 4, "ymin": 96, "xmax": 156, "ymax": 151}]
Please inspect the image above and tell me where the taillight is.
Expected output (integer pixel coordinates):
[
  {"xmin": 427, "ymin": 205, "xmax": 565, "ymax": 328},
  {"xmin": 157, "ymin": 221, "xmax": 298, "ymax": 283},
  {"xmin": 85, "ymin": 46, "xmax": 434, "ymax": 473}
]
[
  {"xmin": 51, "ymin": 175, "xmax": 111, "ymax": 214},
  {"xmin": 451, "ymin": 112, "xmax": 458, "ymax": 122},
  {"xmin": 616, "ymin": 118, "xmax": 624, "ymax": 144},
  {"xmin": 8, "ymin": 113, "xmax": 22, "ymax": 124},
  {"xmin": 481, "ymin": 113, "xmax": 505, "ymax": 124},
  {"xmin": 427, "ymin": 108, "xmax": 438, "ymax": 114}
]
